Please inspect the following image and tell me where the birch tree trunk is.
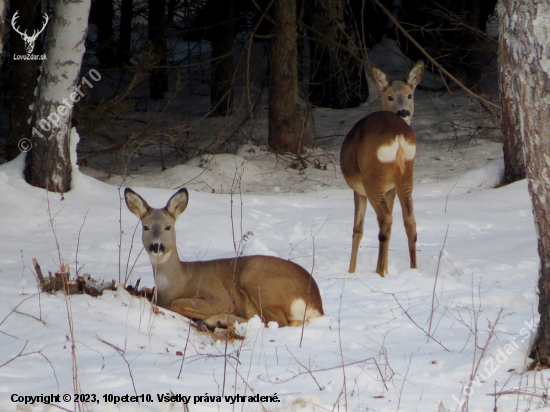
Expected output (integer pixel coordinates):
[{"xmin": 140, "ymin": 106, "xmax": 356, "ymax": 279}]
[
  {"xmin": 498, "ymin": 0, "xmax": 526, "ymax": 183},
  {"xmin": 268, "ymin": 0, "xmax": 303, "ymax": 154},
  {"xmin": 498, "ymin": 0, "xmax": 550, "ymax": 363},
  {"xmin": 24, "ymin": 0, "xmax": 91, "ymax": 192}
]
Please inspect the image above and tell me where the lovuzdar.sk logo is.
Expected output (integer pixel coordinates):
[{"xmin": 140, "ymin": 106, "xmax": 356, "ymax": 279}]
[{"xmin": 11, "ymin": 10, "xmax": 48, "ymax": 60}]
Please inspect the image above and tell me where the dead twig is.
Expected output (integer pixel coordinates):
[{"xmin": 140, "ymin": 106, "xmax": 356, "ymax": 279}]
[
  {"xmin": 0, "ymin": 341, "xmax": 60, "ymax": 391},
  {"xmin": 390, "ymin": 293, "xmax": 450, "ymax": 352},
  {"xmin": 427, "ymin": 225, "xmax": 450, "ymax": 342},
  {"xmin": 96, "ymin": 335, "xmax": 139, "ymax": 400},
  {"xmin": 258, "ymin": 358, "xmax": 374, "ymax": 384},
  {"xmin": 286, "ymin": 346, "xmax": 324, "ymax": 391},
  {"xmin": 371, "ymin": 0, "xmax": 501, "ymax": 111}
]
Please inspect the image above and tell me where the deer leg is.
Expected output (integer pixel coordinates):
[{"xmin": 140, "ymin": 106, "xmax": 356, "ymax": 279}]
[
  {"xmin": 258, "ymin": 306, "xmax": 289, "ymax": 327},
  {"xmin": 367, "ymin": 191, "xmax": 393, "ymax": 277},
  {"xmin": 385, "ymin": 188, "xmax": 397, "ymax": 216},
  {"xmin": 396, "ymin": 183, "xmax": 417, "ymax": 269},
  {"xmin": 170, "ymin": 298, "xmax": 247, "ymax": 328},
  {"xmin": 349, "ymin": 191, "xmax": 368, "ymax": 273},
  {"xmin": 384, "ymin": 189, "xmax": 397, "ymax": 273},
  {"xmin": 203, "ymin": 314, "xmax": 249, "ymax": 328}
]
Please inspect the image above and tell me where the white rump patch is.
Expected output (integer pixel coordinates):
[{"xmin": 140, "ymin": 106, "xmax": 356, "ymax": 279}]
[
  {"xmin": 399, "ymin": 135, "xmax": 416, "ymax": 160},
  {"xmin": 377, "ymin": 139, "xmax": 399, "ymax": 163},
  {"xmin": 289, "ymin": 298, "xmax": 321, "ymax": 321},
  {"xmin": 376, "ymin": 134, "xmax": 416, "ymax": 163}
]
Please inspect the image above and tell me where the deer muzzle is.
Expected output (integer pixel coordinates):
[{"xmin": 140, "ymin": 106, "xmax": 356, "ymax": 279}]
[{"xmin": 149, "ymin": 243, "xmax": 166, "ymax": 255}]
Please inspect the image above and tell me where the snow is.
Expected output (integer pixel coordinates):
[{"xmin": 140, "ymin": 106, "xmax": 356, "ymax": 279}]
[
  {"xmin": 0, "ymin": 116, "xmax": 545, "ymax": 411},
  {"xmin": 0, "ymin": 18, "xmax": 540, "ymax": 410}
]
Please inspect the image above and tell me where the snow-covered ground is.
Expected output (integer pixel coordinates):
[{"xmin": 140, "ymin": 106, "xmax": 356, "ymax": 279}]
[
  {"xmin": 0, "ymin": 32, "xmax": 541, "ymax": 412},
  {"xmin": 0, "ymin": 124, "xmax": 545, "ymax": 411}
]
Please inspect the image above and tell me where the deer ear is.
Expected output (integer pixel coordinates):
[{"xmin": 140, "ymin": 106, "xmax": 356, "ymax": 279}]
[
  {"xmin": 166, "ymin": 188, "xmax": 189, "ymax": 219},
  {"xmin": 405, "ymin": 60, "xmax": 424, "ymax": 88},
  {"xmin": 125, "ymin": 188, "xmax": 150, "ymax": 219},
  {"xmin": 369, "ymin": 66, "xmax": 391, "ymax": 93}
]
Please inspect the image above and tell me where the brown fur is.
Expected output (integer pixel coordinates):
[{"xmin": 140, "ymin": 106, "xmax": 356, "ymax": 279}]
[
  {"xmin": 340, "ymin": 61, "xmax": 424, "ymax": 277},
  {"xmin": 125, "ymin": 188, "xmax": 324, "ymax": 328}
]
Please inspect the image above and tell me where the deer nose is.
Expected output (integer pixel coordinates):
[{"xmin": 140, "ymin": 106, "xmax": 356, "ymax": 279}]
[
  {"xmin": 150, "ymin": 243, "xmax": 165, "ymax": 254},
  {"xmin": 396, "ymin": 109, "xmax": 410, "ymax": 118}
]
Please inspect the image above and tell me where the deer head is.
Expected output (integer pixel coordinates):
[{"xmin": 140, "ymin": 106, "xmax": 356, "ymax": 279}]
[{"xmin": 369, "ymin": 61, "xmax": 425, "ymax": 124}]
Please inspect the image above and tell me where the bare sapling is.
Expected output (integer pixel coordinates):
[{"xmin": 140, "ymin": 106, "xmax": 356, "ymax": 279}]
[
  {"xmin": 340, "ymin": 60, "xmax": 424, "ymax": 276},
  {"xmin": 124, "ymin": 188, "xmax": 324, "ymax": 328}
]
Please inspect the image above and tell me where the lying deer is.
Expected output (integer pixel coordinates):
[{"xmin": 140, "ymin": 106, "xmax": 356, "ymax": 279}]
[
  {"xmin": 340, "ymin": 61, "xmax": 424, "ymax": 276},
  {"xmin": 125, "ymin": 188, "xmax": 324, "ymax": 327}
]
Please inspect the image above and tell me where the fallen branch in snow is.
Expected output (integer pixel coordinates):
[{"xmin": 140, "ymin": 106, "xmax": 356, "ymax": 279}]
[
  {"xmin": 33, "ymin": 258, "xmax": 156, "ymax": 302},
  {"xmin": 487, "ymin": 389, "xmax": 549, "ymax": 400},
  {"xmin": 177, "ymin": 318, "xmax": 194, "ymax": 380},
  {"xmin": 286, "ymin": 346, "xmax": 324, "ymax": 391},
  {"xmin": 35, "ymin": 261, "xmax": 115, "ymax": 296},
  {"xmin": 389, "ymin": 293, "xmax": 450, "ymax": 352},
  {"xmin": 490, "ymin": 372, "xmax": 516, "ymax": 411},
  {"xmin": 397, "ymin": 353, "xmax": 413, "ymax": 410},
  {"xmin": 96, "ymin": 334, "xmax": 139, "ymax": 400},
  {"xmin": 373, "ymin": 358, "xmax": 390, "ymax": 391},
  {"xmin": 455, "ymin": 307, "xmax": 505, "ymax": 411},
  {"xmin": 212, "ymin": 345, "xmax": 269, "ymax": 412},
  {"xmin": 0, "ymin": 292, "xmax": 41, "ymax": 335},
  {"xmin": 0, "ymin": 340, "xmax": 60, "ymax": 391},
  {"xmin": 13, "ymin": 309, "xmax": 46, "ymax": 325},
  {"xmin": 33, "ymin": 257, "xmax": 45, "ymax": 284},
  {"xmin": 258, "ymin": 357, "xmax": 375, "ymax": 385}
]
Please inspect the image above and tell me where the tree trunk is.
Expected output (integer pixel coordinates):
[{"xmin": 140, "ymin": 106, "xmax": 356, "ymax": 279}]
[
  {"xmin": 268, "ymin": 0, "xmax": 303, "ymax": 154},
  {"xmin": 166, "ymin": 0, "xmax": 177, "ymax": 24},
  {"xmin": 305, "ymin": 0, "xmax": 368, "ymax": 109},
  {"xmin": 498, "ymin": 0, "xmax": 526, "ymax": 183},
  {"xmin": 6, "ymin": 0, "xmax": 42, "ymax": 160},
  {"xmin": 209, "ymin": 0, "xmax": 234, "ymax": 116},
  {"xmin": 0, "ymin": 0, "xmax": 7, "ymax": 69},
  {"xmin": 498, "ymin": 0, "xmax": 550, "ymax": 364},
  {"xmin": 148, "ymin": 0, "xmax": 168, "ymax": 99},
  {"xmin": 118, "ymin": 0, "xmax": 132, "ymax": 65},
  {"xmin": 89, "ymin": 0, "xmax": 114, "ymax": 67},
  {"xmin": 24, "ymin": 0, "xmax": 92, "ymax": 193}
]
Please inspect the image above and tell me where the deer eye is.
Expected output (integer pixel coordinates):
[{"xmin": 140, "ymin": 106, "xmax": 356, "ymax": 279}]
[
  {"xmin": 164, "ymin": 226, "xmax": 171, "ymax": 231},
  {"xmin": 407, "ymin": 94, "xmax": 413, "ymax": 99},
  {"xmin": 143, "ymin": 225, "xmax": 150, "ymax": 231},
  {"xmin": 387, "ymin": 96, "xmax": 394, "ymax": 101}
]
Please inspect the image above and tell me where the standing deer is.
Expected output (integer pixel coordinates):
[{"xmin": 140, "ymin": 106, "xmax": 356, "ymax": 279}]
[
  {"xmin": 340, "ymin": 61, "xmax": 424, "ymax": 276},
  {"xmin": 125, "ymin": 188, "xmax": 324, "ymax": 328}
]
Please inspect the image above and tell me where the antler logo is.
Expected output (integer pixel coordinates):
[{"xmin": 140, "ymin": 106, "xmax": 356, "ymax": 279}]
[{"xmin": 11, "ymin": 11, "xmax": 49, "ymax": 54}]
